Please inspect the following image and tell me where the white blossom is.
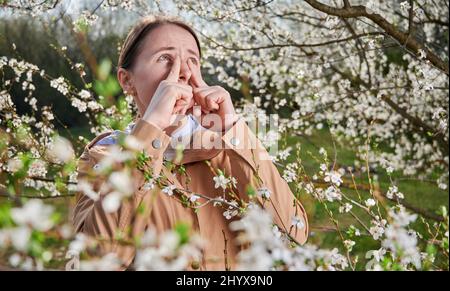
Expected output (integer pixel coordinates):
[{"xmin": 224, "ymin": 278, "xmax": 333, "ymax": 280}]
[
  {"xmin": 78, "ymin": 89, "xmax": 91, "ymax": 100},
  {"xmin": 324, "ymin": 171, "xmax": 343, "ymax": 186},
  {"xmin": 48, "ymin": 136, "xmax": 75, "ymax": 163},
  {"xmin": 400, "ymin": 1, "xmax": 411, "ymax": 12},
  {"xmin": 369, "ymin": 219, "xmax": 387, "ymax": 240},
  {"xmin": 77, "ymin": 179, "xmax": 100, "ymax": 201},
  {"xmin": 386, "ymin": 185, "xmax": 404, "ymax": 200},
  {"xmin": 324, "ymin": 186, "xmax": 342, "ymax": 202},
  {"xmin": 257, "ymin": 187, "xmax": 271, "ymax": 199},
  {"xmin": 189, "ymin": 194, "xmax": 200, "ymax": 202},
  {"xmin": 213, "ymin": 174, "xmax": 229, "ymax": 190},
  {"xmin": 365, "ymin": 198, "xmax": 376, "ymax": 207},
  {"xmin": 102, "ymin": 192, "xmax": 122, "ymax": 213},
  {"xmin": 11, "ymin": 200, "xmax": 54, "ymax": 231},
  {"xmin": 27, "ymin": 159, "xmax": 47, "ymax": 178},
  {"xmin": 339, "ymin": 203, "xmax": 353, "ymax": 213},
  {"xmin": 291, "ymin": 215, "xmax": 305, "ymax": 230},
  {"xmin": 71, "ymin": 97, "xmax": 87, "ymax": 112},
  {"xmin": 50, "ymin": 77, "xmax": 69, "ymax": 95},
  {"xmin": 162, "ymin": 185, "xmax": 177, "ymax": 196},
  {"xmin": 108, "ymin": 170, "xmax": 133, "ymax": 195}
]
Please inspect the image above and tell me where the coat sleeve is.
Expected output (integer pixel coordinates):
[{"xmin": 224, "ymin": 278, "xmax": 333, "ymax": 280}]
[
  {"xmin": 72, "ymin": 119, "xmax": 171, "ymax": 269},
  {"xmin": 221, "ymin": 118, "xmax": 309, "ymax": 244}
]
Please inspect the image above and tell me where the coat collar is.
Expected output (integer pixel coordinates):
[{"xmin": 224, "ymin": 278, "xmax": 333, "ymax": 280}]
[{"xmin": 83, "ymin": 117, "xmax": 224, "ymax": 166}]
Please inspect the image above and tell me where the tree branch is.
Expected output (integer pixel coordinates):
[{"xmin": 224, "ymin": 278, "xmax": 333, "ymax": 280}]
[
  {"xmin": 407, "ymin": 0, "xmax": 414, "ymax": 35},
  {"xmin": 204, "ymin": 31, "xmax": 383, "ymax": 52},
  {"xmin": 304, "ymin": 0, "xmax": 449, "ymax": 75},
  {"xmin": 380, "ymin": 94, "xmax": 449, "ymax": 156},
  {"xmin": 328, "ymin": 65, "xmax": 449, "ymax": 157},
  {"xmin": 343, "ymin": 0, "xmax": 351, "ymax": 8}
]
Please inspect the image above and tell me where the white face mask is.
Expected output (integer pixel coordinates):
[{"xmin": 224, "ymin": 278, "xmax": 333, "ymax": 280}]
[{"xmin": 163, "ymin": 114, "xmax": 204, "ymax": 161}]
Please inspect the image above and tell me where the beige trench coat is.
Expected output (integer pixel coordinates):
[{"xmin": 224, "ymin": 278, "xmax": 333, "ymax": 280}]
[{"xmin": 72, "ymin": 117, "xmax": 309, "ymax": 270}]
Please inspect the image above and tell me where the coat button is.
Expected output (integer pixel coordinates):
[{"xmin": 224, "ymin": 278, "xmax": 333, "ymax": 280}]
[
  {"xmin": 152, "ymin": 139, "xmax": 162, "ymax": 149},
  {"xmin": 230, "ymin": 137, "xmax": 240, "ymax": 146}
]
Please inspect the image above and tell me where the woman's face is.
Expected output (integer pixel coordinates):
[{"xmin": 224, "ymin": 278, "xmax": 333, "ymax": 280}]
[{"xmin": 118, "ymin": 24, "xmax": 200, "ymax": 114}]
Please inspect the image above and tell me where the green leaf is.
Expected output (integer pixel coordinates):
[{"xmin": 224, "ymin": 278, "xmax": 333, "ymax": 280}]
[
  {"xmin": 97, "ymin": 59, "xmax": 112, "ymax": 81},
  {"xmin": 174, "ymin": 222, "xmax": 190, "ymax": 245},
  {"xmin": 94, "ymin": 76, "xmax": 121, "ymax": 97},
  {"xmin": 246, "ymin": 184, "xmax": 256, "ymax": 197},
  {"xmin": 0, "ymin": 202, "xmax": 14, "ymax": 228}
]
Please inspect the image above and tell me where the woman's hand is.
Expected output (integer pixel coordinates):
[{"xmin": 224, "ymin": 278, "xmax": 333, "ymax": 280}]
[
  {"xmin": 142, "ymin": 55, "xmax": 194, "ymax": 130},
  {"xmin": 187, "ymin": 59, "xmax": 238, "ymax": 132}
]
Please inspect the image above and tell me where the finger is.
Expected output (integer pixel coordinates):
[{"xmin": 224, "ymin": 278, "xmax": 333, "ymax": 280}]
[
  {"xmin": 173, "ymin": 103, "xmax": 187, "ymax": 114},
  {"xmin": 193, "ymin": 103, "xmax": 202, "ymax": 118},
  {"xmin": 192, "ymin": 90, "xmax": 207, "ymax": 110},
  {"xmin": 169, "ymin": 83, "xmax": 193, "ymax": 92},
  {"xmin": 165, "ymin": 55, "xmax": 181, "ymax": 82},
  {"xmin": 173, "ymin": 100, "xmax": 185, "ymax": 111},
  {"xmin": 181, "ymin": 102, "xmax": 191, "ymax": 115},
  {"xmin": 169, "ymin": 85, "xmax": 193, "ymax": 103},
  {"xmin": 169, "ymin": 87, "xmax": 192, "ymax": 116},
  {"xmin": 188, "ymin": 58, "xmax": 207, "ymax": 88},
  {"xmin": 191, "ymin": 89, "xmax": 214, "ymax": 114},
  {"xmin": 185, "ymin": 97, "xmax": 195, "ymax": 112},
  {"xmin": 207, "ymin": 91, "xmax": 225, "ymax": 105},
  {"xmin": 192, "ymin": 87, "xmax": 216, "ymax": 109},
  {"xmin": 180, "ymin": 107, "xmax": 187, "ymax": 115},
  {"xmin": 180, "ymin": 93, "xmax": 193, "ymax": 112},
  {"xmin": 175, "ymin": 99, "xmax": 189, "ymax": 107},
  {"xmin": 173, "ymin": 98, "xmax": 189, "ymax": 112},
  {"xmin": 193, "ymin": 86, "xmax": 216, "ymax": 96},
  {"xmin": 205, "ymin": 94, "xmax": 220, "ymax": 111},
  {"xmin": 176, "ymin": 98, "xmax": 192, "ymax": 115}
]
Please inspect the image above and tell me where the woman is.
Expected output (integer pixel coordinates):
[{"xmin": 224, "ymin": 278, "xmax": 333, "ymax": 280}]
[{"xmin": 72, "ymin": 15, "xmax": 308, "ymax": 270}]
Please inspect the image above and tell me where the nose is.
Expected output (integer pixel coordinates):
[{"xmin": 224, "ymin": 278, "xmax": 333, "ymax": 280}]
[{"xmin": 178, "ymin": 60, "xmax": 192, "ymax": 84}]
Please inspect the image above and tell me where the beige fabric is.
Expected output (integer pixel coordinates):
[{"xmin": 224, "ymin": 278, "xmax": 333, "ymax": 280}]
[{"xmin": 72, "ymin": 117, "xmax": 309, "ymax": 270}]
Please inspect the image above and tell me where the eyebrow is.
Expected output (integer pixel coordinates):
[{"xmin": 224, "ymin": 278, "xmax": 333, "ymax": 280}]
[{"xmin": 152, "ymin": 46, "xmax": 199, "ymax": 59}]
